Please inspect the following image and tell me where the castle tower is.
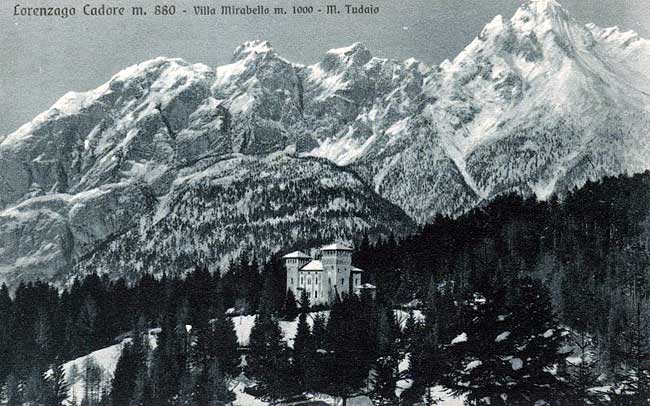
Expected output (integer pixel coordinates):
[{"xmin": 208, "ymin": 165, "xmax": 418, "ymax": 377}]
[
  {"xmin": 320, "ymin": 243, "xmax": 353, "ymax": 301},
  {"xmin": 283, "ymin": 251, "xmax": 311, "ymax": 295}
]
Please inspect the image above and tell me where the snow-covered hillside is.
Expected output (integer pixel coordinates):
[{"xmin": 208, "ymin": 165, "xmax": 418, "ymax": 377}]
[
  {"xmin": 69, "ymin": 154, "xmax": 414, "ymax": 280},
  {"xmin": 2, "ymin": 0, "xmax": 649, "ymax": 284},
  {"xmin": 61, "ymin": 311, "xmax": 468, "ymax": 406}
]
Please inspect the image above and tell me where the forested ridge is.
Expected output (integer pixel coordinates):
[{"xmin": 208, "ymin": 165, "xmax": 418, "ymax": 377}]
[
  {"xmin": 355, "ymin": 171, "xmax": 650, "ymax": 353},
  {"xmin": 70, "ymin": 154, "xmax": 414, "ymax": 282},
  {"xmin": 353, "ymin": 171, "xmax": 650, "ymax": 403},
  {"xmin": 0, "ymin": 172, "xmax": 649, "ymax": 405}
]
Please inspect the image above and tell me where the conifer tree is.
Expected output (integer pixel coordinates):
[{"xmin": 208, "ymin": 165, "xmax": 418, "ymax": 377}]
[
  {"xmin": 371, "ymin": 304, "xmax": 401, "ymax": 404},
  {"xmin": 23, "ymin": 367, "xmax": 46, "ymax": 406},
  {"xmin": 441, "ymin": 278, "xmax": 566, "ymax": 405},
  {"xmin": 376, "ymin": 304, "xmax": 399, "ymax": 357},
  {"xmin": 409, "ymin": 291, "xmax": 444, "ymax": 401},
  {"xmin": 128, "ymin": 366, "xmax": 151, "ymax": 406},
  {"xmin": 151, "ymin": 305, "xmax": 186, "ymax": 404},
  {"xmin": 607, "ymin": 298, "xmax": 650, "ymax": 404},
  {"xmin": 192, "ymin": 309, "xmax": 213, "ymax": 367},
  {"xmin": 282, "ymin": 289, "xmax": 299, "ymax": 320},
  {"xmin": 323, "ymin": 295, "xmax": 370, "ymax": 405},
  {"xmin": 34, "ymin": 309, "xmax": 53, "ymax": 369},
  {"xmin": 186, "ymin": 264, "xmax": 214, "ymax": 326},
  {"xmin": 293, "ymin": 313, "xmax": 312, "ymax": 355},
  {"xmin": 112, "ymin": 344, "xmax": 144, "ymax": 405},
  {"xmin": 263, "ymin": 255, "xmax": 287, "ymax": 317},
  {"xmin": 565, "ymin": 330, "xmax": 605, "ymax": 404},
  {"xmin": 196, "ymin": 359, "xmax": 233, "ymax": 406},
  {"xmin": 68, "ymin": 364, "xmax": 81, "ymax": 406},
  {"xmin": 299, "ymin": 289, "xmax": 311, "ymax": 314},
  {"xmin": 246, "ymin": 312, "xmax": 294, "ymax": 402},
  {"xmin": 248, "ymin": 255, "xmax": 262, "ymax": 313},
  {"xmin": 312, "ymin": 314, "xmax": 327, "ymax": 350},
  {"xmin": 111, "ymin": 317, "xmax": 148, "ymax": 406},
  {"xmin": 3, "ymin": 373, "xmax": 22, "ymax": 406},
  {"xmin": 193, "ymin": 309, "xmax": 239, "ymax": 402},
  {"xmin": 257, "ymin": 268, "xmax": 278, "ymax": 316},
  {"xmin": 77, "ymin": 297, "xmax": 99, "ymax": 356},
  {"xmin": 213, "ymin": 315, "xmax": 240, "ymax": 378},
  {"xmin": 371, "ymin": 355, "xmax": 399, "ymax": 405},
  {"xmin": 82, "ymin": 357, "xmax": 105, "ymax": 406},
  {"xmin": 45, "ymin": 361, "xmax": 69, "ymax": 406},
  {"xmin": 402, "ymin": 309, "xmax": 419, "ymax": 353},
  {"xmin": 293, "ymin": 312, "xmax": 315, "ymax": 392}
]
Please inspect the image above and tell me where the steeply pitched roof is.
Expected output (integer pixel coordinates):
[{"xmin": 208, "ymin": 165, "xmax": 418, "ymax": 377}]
[
  {"xmin": 321, "ymin": 243, "xmax": 353, "ymax": 251},
  {"xmin": 282, "ymin": 250, "xmax": 312, "ymax": 259},
  {"xmin": 300, "ymin": 260, "xmax": 323, "ymax": 271},
  {"xmin": 351, "ymin": 266, "xmax": 364, "ymax": 273}
]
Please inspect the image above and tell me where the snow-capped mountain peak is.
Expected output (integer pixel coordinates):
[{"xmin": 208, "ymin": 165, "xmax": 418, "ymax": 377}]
[
  {"xmin": 427, "ymin": 0, "xmax": 650, "ymax": 202},
  {"xmin": 522, "ymin": 0, "xmax": 565, "ymax": 18},
  {"xmin": 512, "ymin": 0, "xmax": 592, "ymax": 49},
  {"xmin": 321, "ymin": 42, "xmax": 373, "ymax": 70},
  {"xmin": 231, "ymin": 40, "xmax": 278, "ymax": 62},
  {"xmin": 2, "ymin": 2, "xmax": 650, "ymax": 285}
]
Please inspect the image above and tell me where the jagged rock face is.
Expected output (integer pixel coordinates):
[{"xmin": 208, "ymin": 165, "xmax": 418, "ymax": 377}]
[
  {"xmin": 0, "ymin": 183, "xmax": 157, "ymax": 285},
  {"xmin": 424, "ymin": 0, "xmax": 650, "ymax": 202},
  {"xmin": 2, "ymin": 0, "xmax": 650, "ymax": 284},
  {"xmin": 0, "ymin": 58, "xmax": 218, "ymax": 203},
  {"xmin": 212, "ymin": 41, "xmax": 309, "ymax": 155},
  {"xmin": 308, "ymin": 0, "xmax": 650, "ymax": 215},
  {"xmin": 303, "ymin": 44, "xmax": 431, "ymax": 164},
  {"xmin": 0, "ymin": 50, "xmax": 416, "ymax": 284}
]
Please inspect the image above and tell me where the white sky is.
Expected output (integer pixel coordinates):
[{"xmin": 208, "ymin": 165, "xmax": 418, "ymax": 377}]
[{"xmin": 1, "ymin": 0, "xmax": 649, "ymax": 136}]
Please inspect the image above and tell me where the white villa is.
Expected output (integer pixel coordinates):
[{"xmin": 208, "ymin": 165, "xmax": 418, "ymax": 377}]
[{"xmin": 283, "ymin": 243, "xmax": 365, "ymax": 305}]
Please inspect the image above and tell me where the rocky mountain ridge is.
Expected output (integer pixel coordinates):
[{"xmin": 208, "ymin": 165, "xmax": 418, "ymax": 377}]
[{"xmin": 1, "ymin": 0, "xmax": 649, "ymax": 284}]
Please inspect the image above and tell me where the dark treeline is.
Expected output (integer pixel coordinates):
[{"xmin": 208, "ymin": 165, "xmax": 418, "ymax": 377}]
[
  {"xmin": 353, "ymin": 171, "xmax": 650, "ymax": 403},
  {"xmin": 0, "ymin": 253, "xmax": 289, "ymax": 405},
  {"xmin": 245, "ymin": 277, "xmax": 575, "ymax": 406},
  {"xmin": 355, "ymin": 173, "xmax": 650, "ymax": 307},
  {"xmin": 245, "ymin": 289, "xmax": 404, "ymax": 406},
  {"xmin": 1, "ymin": 172, "xmax": 649, "ymax": 405}
]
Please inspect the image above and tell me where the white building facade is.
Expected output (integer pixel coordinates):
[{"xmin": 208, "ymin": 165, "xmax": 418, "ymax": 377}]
[{"xmin": 283, "ymin": 243, "xmax": 363, "ymax": 305}]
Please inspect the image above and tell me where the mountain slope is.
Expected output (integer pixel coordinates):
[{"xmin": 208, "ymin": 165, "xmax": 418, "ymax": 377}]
[
  {"xmin": 2, "ymin": 0, "xmax": 650, "ymax": 284},
  {"xmin": 0, "ymin": 56, "xmax": 413, "ymax": 285},
  {"xmin": 305, "ymin": 0, "xmax": 650, "ymax": 217},
  {"xmin": 70, "ymin": 153, "xmax": 414, "ymax": 281},
  {"xmin": 440, "ymin": 0, "xmax": 650, "ymax": 200}
]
